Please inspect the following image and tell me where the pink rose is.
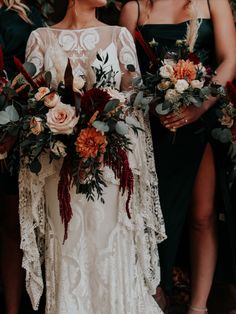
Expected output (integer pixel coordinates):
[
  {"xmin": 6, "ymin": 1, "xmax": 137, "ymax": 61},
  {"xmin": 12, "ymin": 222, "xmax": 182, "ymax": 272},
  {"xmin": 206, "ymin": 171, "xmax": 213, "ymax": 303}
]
[
  {"xmin": 44, "ymin": 92, "xmax": 60, "ymax": 108},
  {"xmin": 30, "ymin": 117, "xmax": 44, "ymax": 135},
  {"xmin": 35, "ymin": 87, "xmax": 50, "ymax": 101},
  {"xmin": 46, "ymin": 102, "xmax": 79, "ymax": 135}
]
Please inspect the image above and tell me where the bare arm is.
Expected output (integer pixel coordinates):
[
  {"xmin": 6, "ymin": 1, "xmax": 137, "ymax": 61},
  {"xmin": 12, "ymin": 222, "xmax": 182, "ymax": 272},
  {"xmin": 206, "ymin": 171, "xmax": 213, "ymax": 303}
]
[
  {"xmin": 119, "ymin": 1, "xmax": 139, "ymax": 37},
  {"xmin": 209, "ymin": 0, "xmax": 236, "ymax": 84}
]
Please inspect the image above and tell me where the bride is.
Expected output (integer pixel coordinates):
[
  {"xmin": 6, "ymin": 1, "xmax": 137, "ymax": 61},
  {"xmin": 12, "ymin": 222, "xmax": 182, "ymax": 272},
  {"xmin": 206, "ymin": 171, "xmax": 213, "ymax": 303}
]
[{"xmin": 19, "ymin": 0, "xmax": 166, "ymax": 313}]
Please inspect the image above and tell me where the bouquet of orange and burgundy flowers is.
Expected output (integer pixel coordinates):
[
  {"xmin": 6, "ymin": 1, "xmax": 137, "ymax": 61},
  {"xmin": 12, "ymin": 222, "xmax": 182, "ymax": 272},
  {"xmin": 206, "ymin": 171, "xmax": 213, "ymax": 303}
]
[
  {"xmin": 134, "ymin": 39, "xmax": 214, "ymax": 129},
  {"xmin": 0, "ymin": 49, "xmax": 140, "ymax": 241}
]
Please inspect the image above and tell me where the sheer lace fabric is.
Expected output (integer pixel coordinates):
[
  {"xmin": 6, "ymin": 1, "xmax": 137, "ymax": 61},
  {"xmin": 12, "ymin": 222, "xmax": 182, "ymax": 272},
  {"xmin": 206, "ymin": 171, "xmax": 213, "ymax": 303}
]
[{"xmin": 19, "ymin": 25, "xmax": 166, "ymax": 313}]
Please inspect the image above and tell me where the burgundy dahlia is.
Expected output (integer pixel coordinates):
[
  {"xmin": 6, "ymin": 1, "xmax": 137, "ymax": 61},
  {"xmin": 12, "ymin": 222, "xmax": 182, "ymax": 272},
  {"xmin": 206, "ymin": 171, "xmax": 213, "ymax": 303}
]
[{"xmin": 80, "ymin": 88, "xmax": 111, "ymax": 115}]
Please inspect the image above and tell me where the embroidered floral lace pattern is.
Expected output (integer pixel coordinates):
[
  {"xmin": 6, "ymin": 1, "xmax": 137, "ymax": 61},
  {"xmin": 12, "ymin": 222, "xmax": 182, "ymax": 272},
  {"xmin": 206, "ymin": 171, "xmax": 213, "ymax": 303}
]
[{"xmin": 19, "ymin": 25, "xmax": 166, "ymax": 313}]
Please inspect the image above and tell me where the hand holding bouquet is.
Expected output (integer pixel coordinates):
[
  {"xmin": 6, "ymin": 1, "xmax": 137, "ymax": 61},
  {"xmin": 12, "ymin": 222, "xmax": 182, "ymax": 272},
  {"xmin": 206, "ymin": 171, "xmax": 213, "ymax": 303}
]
[
  {"xmin": 135, "ymin": 40, "xmax": 214, "ymax": 132},
  {"xmin": 134, "ymin": 40, "xmax": 213, "ymax": 132}
]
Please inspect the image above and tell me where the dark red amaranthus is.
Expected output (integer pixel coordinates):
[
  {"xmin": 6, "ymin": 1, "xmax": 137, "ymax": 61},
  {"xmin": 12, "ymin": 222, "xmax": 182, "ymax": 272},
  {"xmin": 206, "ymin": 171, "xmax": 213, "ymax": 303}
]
[
  {"xmin": 58, "ymin": 155, "xmax": 73, "ymax": 243},
  {"xmin": 105, "ymin": 148, "xmax": 134, "ymax": 219},
  {"xmin": 135, "ymin": 30, "xmax": 158, "ymax": 71}
]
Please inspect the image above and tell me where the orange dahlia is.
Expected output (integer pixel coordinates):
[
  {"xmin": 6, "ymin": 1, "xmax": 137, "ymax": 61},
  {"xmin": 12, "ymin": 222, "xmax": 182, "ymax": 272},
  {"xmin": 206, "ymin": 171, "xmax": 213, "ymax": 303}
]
[
  {"xmin": 75, "ymin": 127, "xmax": 107, "ymax": 158},
  {"xmin": 174, "ymin": 59, "xmax": 197, "ymax": 83}
]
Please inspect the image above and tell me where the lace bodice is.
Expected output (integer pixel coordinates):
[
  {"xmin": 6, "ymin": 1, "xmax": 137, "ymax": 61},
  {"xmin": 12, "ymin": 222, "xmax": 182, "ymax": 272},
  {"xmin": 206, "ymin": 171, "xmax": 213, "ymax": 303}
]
[{"xmin": 26, "ymin": 25, "xmax": 140, "ymax": 91}]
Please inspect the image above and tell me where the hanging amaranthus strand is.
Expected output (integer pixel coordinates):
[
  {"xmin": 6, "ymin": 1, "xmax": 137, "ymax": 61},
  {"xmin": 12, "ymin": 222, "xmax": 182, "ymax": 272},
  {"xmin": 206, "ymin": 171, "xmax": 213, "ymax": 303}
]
[
  {"xmin": 58, "ymin": 154, "xmax": 73, "ymax": 243},
  {"xmin": 135, "ymin": 30, "xmax": 158, "ymax": 70},
  {"xmin": 105, "ymin": 148, "xmax": 134, "ymax": 219}
]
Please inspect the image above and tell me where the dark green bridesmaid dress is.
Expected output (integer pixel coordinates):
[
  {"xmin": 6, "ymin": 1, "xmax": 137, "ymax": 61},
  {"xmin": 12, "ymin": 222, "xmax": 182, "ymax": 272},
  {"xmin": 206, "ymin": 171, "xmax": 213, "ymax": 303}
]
[{"xmin": 136, "ymin": 19, "xmax": 236, "ymax": 292}]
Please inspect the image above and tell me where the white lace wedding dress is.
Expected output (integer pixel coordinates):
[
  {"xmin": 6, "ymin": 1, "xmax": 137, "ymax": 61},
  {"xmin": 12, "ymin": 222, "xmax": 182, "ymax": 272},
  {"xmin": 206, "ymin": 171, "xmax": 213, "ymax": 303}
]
[{"xmin": 19, "ymin": 25, "xmax": 166, "ymax": 314}]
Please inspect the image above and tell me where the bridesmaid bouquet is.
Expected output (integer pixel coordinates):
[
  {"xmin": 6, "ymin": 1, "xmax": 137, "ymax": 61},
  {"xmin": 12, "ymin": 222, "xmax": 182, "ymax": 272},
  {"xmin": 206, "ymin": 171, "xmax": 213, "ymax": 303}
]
[
  {"xmin": 136, "ymin": 40, "xmax": 214, "ymax": 123},
  {"xmin": 0, "ymin": 49, "xmax": 140, "ymax": 240},
  {"xmin": 212, "ymin": 81, "xmax": 236, "ymax": 184}
]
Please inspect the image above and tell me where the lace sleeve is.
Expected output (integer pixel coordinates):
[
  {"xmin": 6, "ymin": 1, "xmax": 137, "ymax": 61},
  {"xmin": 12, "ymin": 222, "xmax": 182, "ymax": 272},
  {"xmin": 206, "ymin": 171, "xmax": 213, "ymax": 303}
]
[
  {"xmin": 25, "ymin": 30, "xmax": 45, "ymax": 74},
  {"xmin": 116, "ymin": 27, "xmax": 140, "ymax": 92},
  {"xmin": 19, "ymin": 29, "xmax": 47, "ymax": 311},
  {"xmin": 117, "ymin": 27, "xmax": 166, "ymax": 293}
]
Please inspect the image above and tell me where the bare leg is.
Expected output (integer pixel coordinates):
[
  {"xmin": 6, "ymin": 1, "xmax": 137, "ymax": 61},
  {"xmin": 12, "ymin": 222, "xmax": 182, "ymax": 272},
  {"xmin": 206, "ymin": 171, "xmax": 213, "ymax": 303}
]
[
  {"xmin": 0, "ymin": 194, "xmax": 24, "ymax": 314},
  {"xmin": 188, "ymin": 144, "xmax": 217, "ymax": 314}
]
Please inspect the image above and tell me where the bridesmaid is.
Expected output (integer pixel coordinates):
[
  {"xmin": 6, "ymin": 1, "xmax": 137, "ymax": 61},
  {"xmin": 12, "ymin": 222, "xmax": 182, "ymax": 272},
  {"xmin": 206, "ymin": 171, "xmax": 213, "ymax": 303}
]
[
  {"xmin": 0, "ymin": 1, "xmax": 42, "ymax": 313},
  {"xmin": 120, "ymin": 0, "xmax": 236, "ymax": 313}
]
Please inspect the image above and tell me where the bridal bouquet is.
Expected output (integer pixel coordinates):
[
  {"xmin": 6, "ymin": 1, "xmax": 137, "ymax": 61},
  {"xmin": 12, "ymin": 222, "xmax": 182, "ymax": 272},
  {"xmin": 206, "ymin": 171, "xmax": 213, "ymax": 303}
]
[
  {"xmin": 0, "ymin": 49, "xmax": 140, "ymax": 240},
  {"xmin": 134, "ymin": 40, "xmax": 214, "ymax": 125},
  {"xmin": 211, "ymin": 81, "xmax": 236, "ymax": 184}
]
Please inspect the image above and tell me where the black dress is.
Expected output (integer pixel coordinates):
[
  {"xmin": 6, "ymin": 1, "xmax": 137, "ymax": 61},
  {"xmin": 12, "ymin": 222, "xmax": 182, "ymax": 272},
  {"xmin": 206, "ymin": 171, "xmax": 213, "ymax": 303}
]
[
  {"xmin": 0, "ymin": 4, "xmax": 42, "ymax": 195},
  {"xmin": 136, "ymin": 20, "xmax": 236, "ymax": 292}
]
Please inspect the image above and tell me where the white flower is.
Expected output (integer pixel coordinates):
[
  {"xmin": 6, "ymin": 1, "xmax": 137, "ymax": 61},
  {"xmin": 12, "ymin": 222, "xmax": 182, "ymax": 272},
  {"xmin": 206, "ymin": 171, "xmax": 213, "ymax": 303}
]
[
  {"xmin": 165, "ymin": 89, "xmax": 180, "ymax": 102},
  {"xmin": 103, "ymin": 87, "xmax": 126, "ymax": 103},
  {"xmin": 50, "ymin": 141, "xmax": 67, "ymax": 157},
  {"xmin": 195, "ymin": 63, "xmax": 207, "ymax": 75},
  {"xmin": 191, "ymin": 79, "xmax": 204, "ymax": 89},
  {"xmin": 44, "ymin": 92, "xmax": 60, "ymax": 108},
  {"xmin": 30, "ymin": 117, "xmax": 44, "ymax": 135},
  {"xmin": 175, "ymin": 79, "xmax": 189, "ymax": 93},
  {"xmin": 73, "ymin": 76, "xmax": 85, "ymax": 92},
  {"xmin": 159, "ymin": 64, "xmax": 174, "ymax": 79},
  {"xmin": 34, "ymin": 87, "xmax": 50, "ymax": 101},
  {"xmin": 46, "ymin": 102, "xmax": 79, "ymax": 135},
  {"xmin": 163, "ymin": 59, "xmax": 176, "ymax": 67}
]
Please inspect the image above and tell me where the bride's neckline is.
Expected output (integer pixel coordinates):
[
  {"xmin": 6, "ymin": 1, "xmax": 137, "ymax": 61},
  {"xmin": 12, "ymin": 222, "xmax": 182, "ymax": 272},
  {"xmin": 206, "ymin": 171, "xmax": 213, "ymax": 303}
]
[
  {"xmin": 138, "ymin": 18, "xmax": 211, "ymax": 27},
  {"xmin": 48, "ymin": 25, "xmax": 111, "ymax": 32}
]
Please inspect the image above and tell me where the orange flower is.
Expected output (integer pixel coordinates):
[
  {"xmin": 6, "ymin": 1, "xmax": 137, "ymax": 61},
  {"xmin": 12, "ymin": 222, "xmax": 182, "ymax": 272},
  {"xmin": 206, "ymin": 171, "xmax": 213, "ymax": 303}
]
[
  {"xmin": 174, "ymin": 59, "xmax": 196, "ymax": 83},
  {"xmin": 75, "ymin": 127, "xmax": 107, "ymax": 158}
]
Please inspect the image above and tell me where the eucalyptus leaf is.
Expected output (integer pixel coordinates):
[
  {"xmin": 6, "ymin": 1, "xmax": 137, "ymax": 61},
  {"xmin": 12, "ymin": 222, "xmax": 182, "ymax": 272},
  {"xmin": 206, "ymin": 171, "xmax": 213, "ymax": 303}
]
[
  {"xmin": 115, "ymin": 121, "xmax": 129, "ymax": 135},
  {"xmin": 133, "ymin": 91, "xmax": 144, "ymax": 107},
  {"xmin": 155, "ymin": 102, "xmax": 171, "ymax": 115},
  {"xmin": 141, "ymin": 96, "xmax": 152, "ymax": 106},
  {"xmin": 92, "ymin": 121, "xmax": 109, "ymax": 133},
  {"xmin": 187, "ymin": 95, "xmax": 202, "ymax": 107},
  {"xmin": 212, "ymin": 128, "xmax": 232, "ymax": 143},
  {"xmin": 125, "ymin": 116, "xmax": 140, "ymax": 128},
  {"xmin": 104, "ymin": 99, "xmax": 120, "ymax": 112},
  {"xmin": 5, "ymin": 106, "xmax": 19, "ymax": 122},
  {"xmin": 132, "ymin": 76, "xmax": 142, "ymax": 88},
  {"xmin": 0, "ymin": 111, "xmax": 10, "ymax": 124},
  {"xmin": 23, "ymin": 62, "xmax": 37, "ymax": 77},
  {"xmin": 200, "ymin": 86, "xmax": 211, "ymax": 98}
]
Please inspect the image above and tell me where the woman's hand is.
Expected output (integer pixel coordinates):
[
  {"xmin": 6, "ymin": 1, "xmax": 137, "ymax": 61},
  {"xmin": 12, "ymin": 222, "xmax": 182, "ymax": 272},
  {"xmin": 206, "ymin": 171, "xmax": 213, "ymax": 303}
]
[
  {"xmin": 0, "ymin": 136, "xmax": 16, "ymax": 154},
  {"xmin": 161, "ymin": 105, "xmax": 206, "ymax": 130},
  {"xmin": 161, "ymin": 96, "xmax": 218, "ymax": 130}
]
